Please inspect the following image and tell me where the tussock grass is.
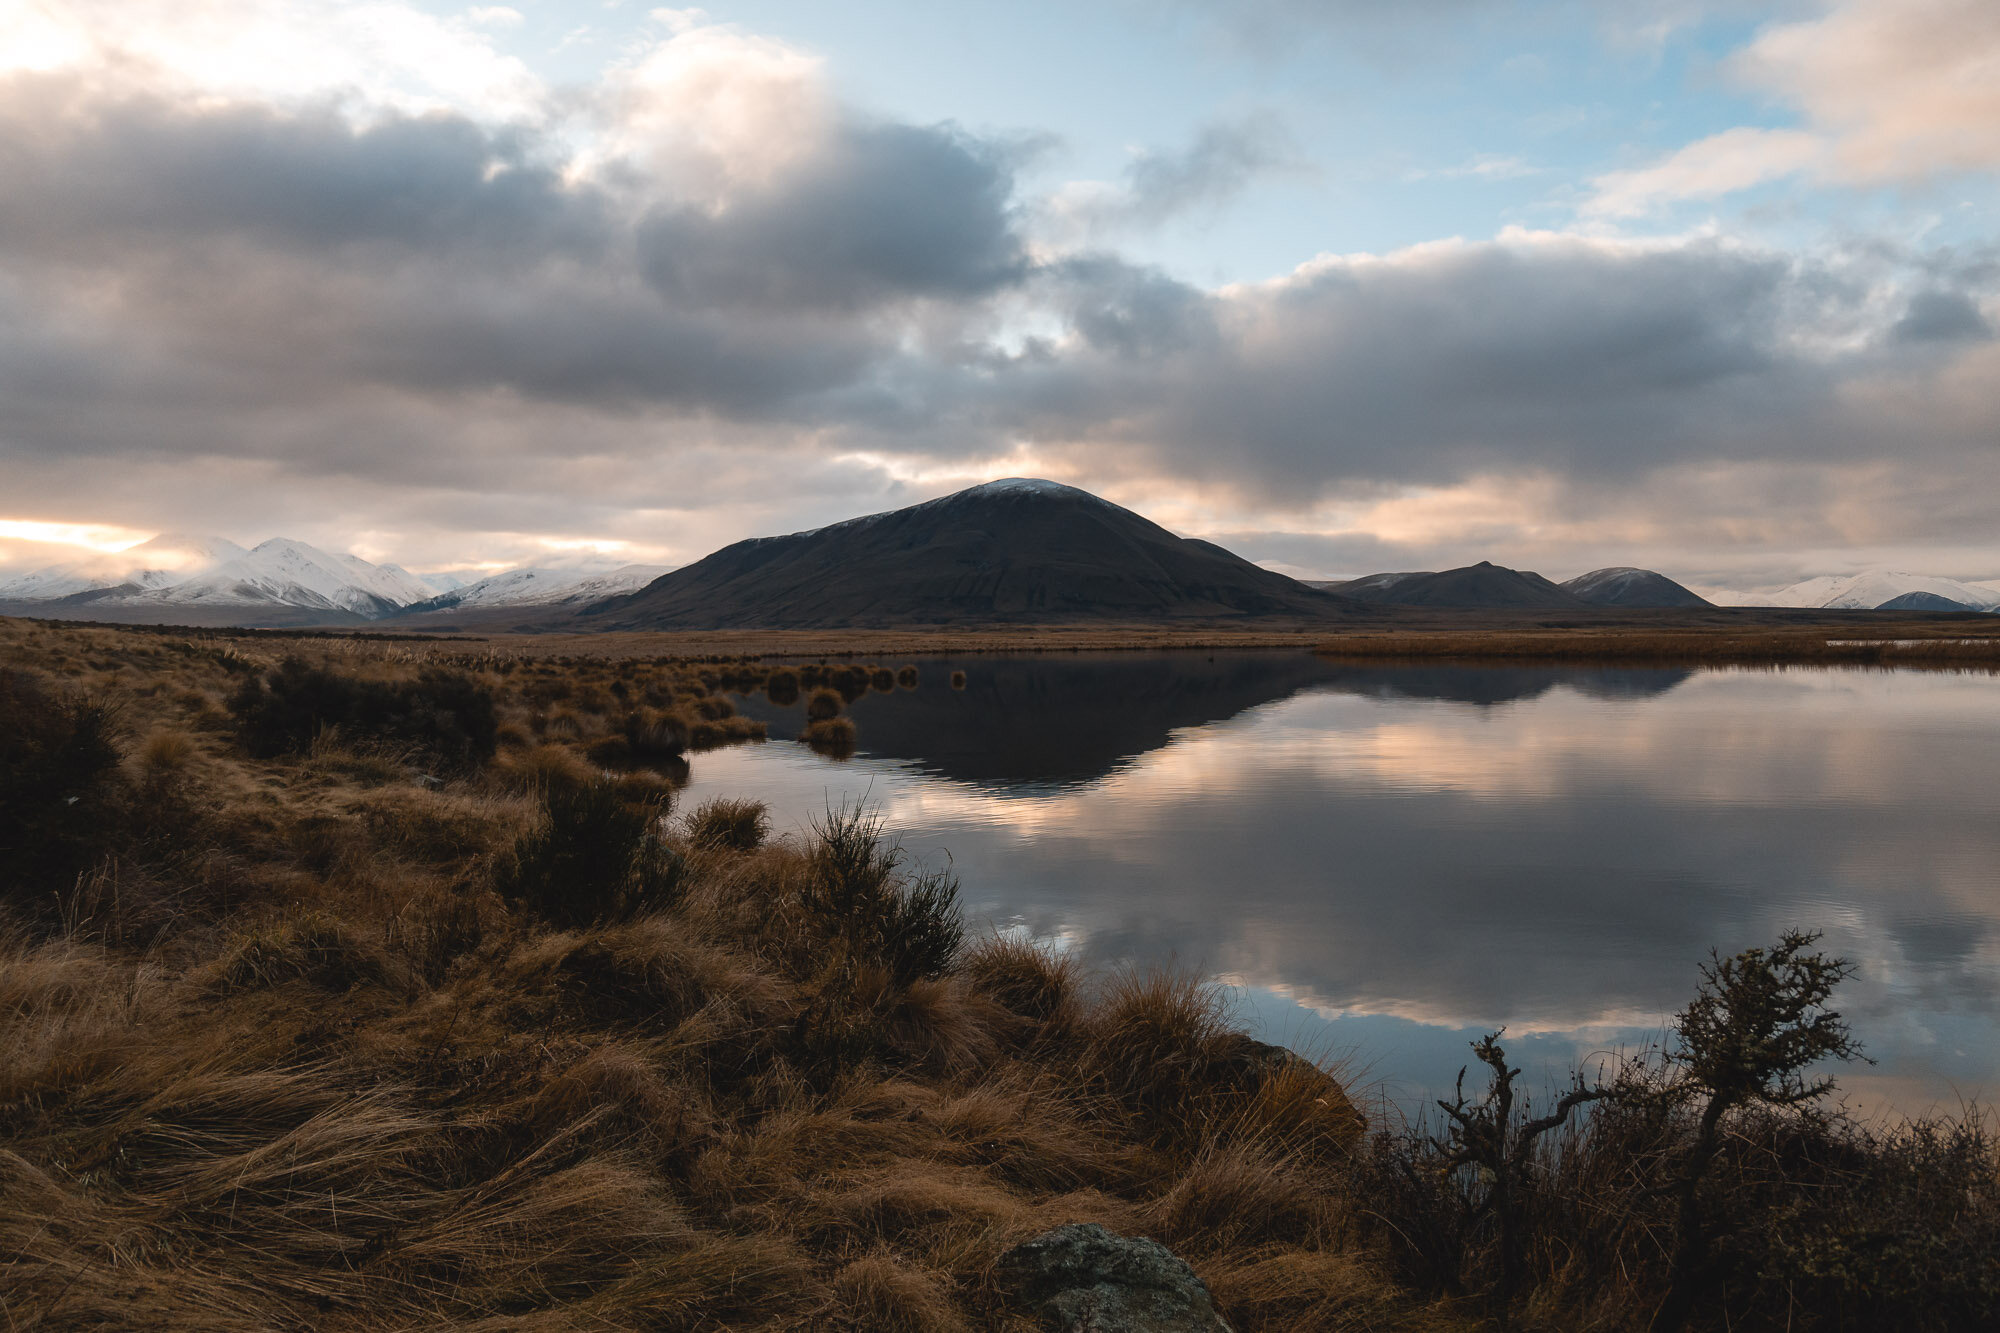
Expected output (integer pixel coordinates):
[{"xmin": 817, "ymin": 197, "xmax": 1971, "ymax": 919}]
[
  {"xmin": 684, "ymin": 796, "xmax": 770, "ymax": 852},
  {"xmin": 139, "ymin": 725, "xmax": 197, "ymax": 772},
  {"xmin": 2, "ymin": 616, "xmax": 1988, "ymax": 1331},
  {"xmin": 802, "ymin": 715, "xmax": 859, "ymax": 755}
]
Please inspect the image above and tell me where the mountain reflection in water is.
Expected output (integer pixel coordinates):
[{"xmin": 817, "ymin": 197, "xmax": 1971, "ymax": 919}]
[
  {"xmin": 734, "ymin": 654, "xmax": 1694, "ymax": 789},
  {"xmin": 703, "ymin": 653, "xmax": 1998, "ymax": 1119}
]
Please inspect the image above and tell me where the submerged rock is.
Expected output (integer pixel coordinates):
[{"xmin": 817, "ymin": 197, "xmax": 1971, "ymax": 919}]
[{"xmin": 996, "ymin": 1223, "xmax": 1233, "ymax": 1332}]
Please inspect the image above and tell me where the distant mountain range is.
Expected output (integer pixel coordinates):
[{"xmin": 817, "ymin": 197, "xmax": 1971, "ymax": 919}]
[
  {"xmin": 1314, "ymin": 562, "xmax": 1712, "ymax": 609},
  {"xmin": 1319, "ymin": 563, "xmax": 1998, "ymax": 613},
  {"xmin": 1721, "ymin": 571, "xmax": 2000, "ymax": 613},
  {"xmin": 398, "ymin": 565, "xmax": 672, "ymax": 616},
  {"xmin": 587, "ymin": 478, "xmax": 1363, "ymax": 628},
  {"xmin": 0, "ymin": 537, "xmax": 668, "ymax": 626},
  {"xmin": 4, "ymin": 488, "xmax": 1995, "ymax": 627}
]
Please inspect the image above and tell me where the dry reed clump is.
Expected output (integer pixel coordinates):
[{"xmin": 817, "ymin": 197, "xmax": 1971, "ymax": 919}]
[
  {"xmin": 764, "ymin": 666, "xmax": 801, "ymax": 706},
  {"xmin": 139, "ymin": 725, "xmax": 197, "ymax": 773},
  {"xmin": 684, "ymin": 795, "xmax": 770, "ymax": 851},
  {"xmin": 831, "ymin": 1251, "xmax": 974, "ymax": 1333},
  {"xmin": 492, "ymin": 740, "xmax": 599, "ymax": 795},
  {"xmin": 802, "ymin": 715, "xmax": 859, "ymax": 755},
  {"xmin": 206, "ymin": 909, "xmax": 410, "ymax": 994},
  {"xmin": 959, "ymin": 933, "xmax": 1081, "ymax": 1032}
]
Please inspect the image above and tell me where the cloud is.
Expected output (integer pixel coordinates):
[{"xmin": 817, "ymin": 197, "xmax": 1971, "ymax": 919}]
[
  {"xmin": 1584, "ymin": 127, "xmax": 1828, "ymax": 217},
  {"xmin": 1583, "ymin": 0, "xmax": 2000, "ymax": 216},
  {"xmin": 637, "ymin": 119, "xmax": 1027, "ymax": 311},
  {"xmin": 1, "ymin": 0, "xmax": 1997, "ymax": 584},
  {"xmin": 1042, "ymin": 116, "xmax": 1295, "ymax": 240},
  {"xmin": 1402, "ymin": 154, "xmax": 1545, "ymax": 183},
  {"xmin": 1738, "ymin": 0, "xmax": 2000, "ymax": 181},
  {"xmin": 0, "ymin": 0, "xmax": 545, "ymax": 122}
]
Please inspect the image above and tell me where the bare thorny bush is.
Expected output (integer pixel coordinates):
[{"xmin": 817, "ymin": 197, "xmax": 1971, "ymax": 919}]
[{"xmin": 1349, "ymin": 931, "xmax": 1998, "ymax": 1331}]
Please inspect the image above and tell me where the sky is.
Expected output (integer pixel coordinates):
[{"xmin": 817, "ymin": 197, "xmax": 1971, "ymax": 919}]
[{"xmin": 0, "ymin": 0, "xmax": 1995, "ymax": 594}]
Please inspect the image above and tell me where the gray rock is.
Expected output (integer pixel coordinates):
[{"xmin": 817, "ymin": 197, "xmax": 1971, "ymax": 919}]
[{"xmin": 996, "ymin": 1223, "xmax": 1232, "ymax": 1332}]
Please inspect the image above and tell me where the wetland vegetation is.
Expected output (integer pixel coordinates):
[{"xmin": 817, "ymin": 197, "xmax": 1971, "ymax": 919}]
[{"xmin": 2, "ymin": 616, "xmax": 1995, "ymax": 1331}]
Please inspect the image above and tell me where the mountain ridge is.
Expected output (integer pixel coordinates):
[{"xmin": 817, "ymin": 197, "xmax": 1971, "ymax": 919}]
[
  {"xmin": 585, "ymin": 478, "xmax": 1365, "ymax": 628},
  {"xmin": 1326, "ymin": 561, "xmax": 1584, "ymax": 609}
]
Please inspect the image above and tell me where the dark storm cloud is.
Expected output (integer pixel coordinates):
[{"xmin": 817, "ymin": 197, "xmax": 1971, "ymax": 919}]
[
  {"xmin": 985, "ymin": 235, "xmax": 1997, "ymax": 503},
  {"xmin": 0, "ymin": 77, "xmax": 604, "ymax": 260},
  {"xmin": 1892, "ymin": 289, "xmax": 1993, "ymax": 344},
  {"xmin": 637, "ymin": 120, "xmax": 1026, "ymax": 311},
  {"xmin": 0, "ymin": 77, "xmax": 1031, "ymax": 471}
]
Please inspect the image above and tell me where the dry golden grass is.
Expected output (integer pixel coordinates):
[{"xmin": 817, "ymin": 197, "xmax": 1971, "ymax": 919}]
[
  {"xmin": 0, "ymin": 617, "xmax": 1444, "ymax": 1333},
  {"xmin": 21, "ymin": 616, "xmax": 1983, "ymax": 1330}
]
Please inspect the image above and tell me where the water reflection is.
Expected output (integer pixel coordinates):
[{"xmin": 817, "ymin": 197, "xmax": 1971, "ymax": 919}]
[
  {"xmin": 697, "ymin": 654, "xmax": 2000, "ymax": 1119},
  {"xmin": 733, "ymin": 654, "xmax": 1693, "ymax": 788}
]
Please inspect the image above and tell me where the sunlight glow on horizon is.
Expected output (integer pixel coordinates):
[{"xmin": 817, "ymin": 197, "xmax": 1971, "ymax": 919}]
[{"xmin": 0, "ymin": 518, "xmax": 154, "ymax": 553}]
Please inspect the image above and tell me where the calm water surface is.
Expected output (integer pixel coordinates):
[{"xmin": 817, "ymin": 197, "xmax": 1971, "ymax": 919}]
[{"xmin": 684, "ymin": 654, "xmax": 1999, "ymax": 1121}]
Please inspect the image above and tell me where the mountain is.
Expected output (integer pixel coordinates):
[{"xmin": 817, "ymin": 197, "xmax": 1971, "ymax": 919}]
[
  {"xmin": 1328, "ymin": 562, "xmax": 1584, "ymax": 609},
  {"xmin": 1875, "ymin": 591, "xmax": 1984, "ymax": 613},
  {"xmin": 584, "ymin": 478, "xmax": 1361, "ymax": 628},
  {"xmin": 134, "ymin": 538, "xmax": 435, "ymax": 616},
  {"xmin": 1319, "ymin": 571, "xmax": 1432, "ymax": 599},
  {"xmin": 399, "ymin": 563, "xmax": 672, "ymax": 614},
  {"xmin": 0, "ymin": 533, "xmax": 246, "ymax": 601},
  {"xmin": 1739, "ymin": 571, "xmax": 2000, "ymax": 611},
  {"xmin": 1562, "ymin": 567, "xmax": 1713, "ymax": 608}
]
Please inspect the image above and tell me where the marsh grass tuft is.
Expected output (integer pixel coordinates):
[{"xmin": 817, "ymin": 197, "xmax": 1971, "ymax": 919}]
[{"xmin": 684, "ymin": 795, "xmax": 770, "ymax": 851}]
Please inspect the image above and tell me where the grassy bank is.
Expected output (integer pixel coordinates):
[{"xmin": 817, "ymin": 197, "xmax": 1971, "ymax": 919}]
[
  {"xmin": 1315, "ymin": 626, "xmax": 2000, "ymax": 669},
  {"xmin": 3, "ymin": 618, "xmax": 1994, "ymax": 1330}
]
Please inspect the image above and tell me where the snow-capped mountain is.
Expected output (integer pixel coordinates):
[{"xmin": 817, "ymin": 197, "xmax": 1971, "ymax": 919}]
[
  {"xmin": 401, "ymin": 564, "xmax": 670, "ymax": 613},
  {"xmin": 1, "ymin": 531, "xmax": 673, "ymax": 625},
  {"xmin": 1727, "ymin": 571, "xmax": 2000, "ymax": 611},
  {"xmin": 139, "ymin": 538, "xmax": 437, "ymax": 615},
  {"xmin": 0, "ymin": 533, "xmax": 246, "ymax": 600}
]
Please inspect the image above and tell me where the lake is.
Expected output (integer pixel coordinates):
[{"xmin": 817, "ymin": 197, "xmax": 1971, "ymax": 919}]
[{"xmin": 683, "ymin": 652, "xmax": 1999, "ymax": 1123}]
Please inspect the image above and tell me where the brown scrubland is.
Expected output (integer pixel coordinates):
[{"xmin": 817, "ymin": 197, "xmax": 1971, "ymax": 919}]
[{"xmin": 2, "ymin": 615, "xmax": 1994, "ymax": 1331}]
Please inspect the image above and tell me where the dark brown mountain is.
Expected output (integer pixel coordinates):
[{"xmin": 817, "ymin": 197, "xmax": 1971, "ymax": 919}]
[
  {"xmin": 1327, "ymin": 561, "xmax": 1584, "ymax": 609},
  {"xmin": 582, "ymin": 478, "xmax": 1364, "ymax": 629},
  {"xmin": 1562, "ymin": 566, "xmax": 1713, "ymax": 608}
]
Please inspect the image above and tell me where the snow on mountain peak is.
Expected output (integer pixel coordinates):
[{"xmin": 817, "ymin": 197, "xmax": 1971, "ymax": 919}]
[{"xmin": 1731, "ymin": 569, "xmax": 2000, "ymax": 611}]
